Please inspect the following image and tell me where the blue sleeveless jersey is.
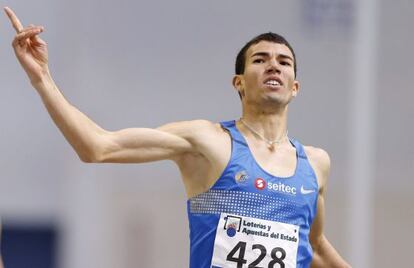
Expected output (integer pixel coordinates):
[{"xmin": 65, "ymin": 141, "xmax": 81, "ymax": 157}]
[{"xmin": 187, "ymin": 120, "xmax": 319, "ymax": 268}]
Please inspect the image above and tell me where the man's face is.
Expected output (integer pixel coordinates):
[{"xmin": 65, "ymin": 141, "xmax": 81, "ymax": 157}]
[{"xmin": 233, "ymin": 41, "xmax": 299, "ymax": 108}]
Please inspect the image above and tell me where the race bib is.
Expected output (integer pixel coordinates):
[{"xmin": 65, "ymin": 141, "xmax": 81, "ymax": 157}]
[{"xmin": 211, "ymin": 213, "xmax": 299, "ymax": 268}]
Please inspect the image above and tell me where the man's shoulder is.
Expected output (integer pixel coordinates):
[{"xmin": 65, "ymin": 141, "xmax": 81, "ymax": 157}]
[
  {"xmin": 158, "ymin": 119, "xmax": 221, "ymax": 133},
  {"xmin": 158, "ymin": 119, "xmax": 228, "ymax": 144},
  {"xmin": 186, "ymin": 119, "xmax": 229, "ymax": 141},
  {"xmin": 303, "ymin": 145, "xmax": 331, "ymax": 184},
  {"xmin": 186, "ymin": 119, "xmax": 223, "ymax": 131},
  {"xmin": 303, "ymin": 146, "xmax": 330, "ymax": 166}
]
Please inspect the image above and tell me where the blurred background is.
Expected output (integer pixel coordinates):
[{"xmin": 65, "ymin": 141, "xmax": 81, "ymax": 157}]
[{"xmin": 0, "ymin": 0, "xmax": 412, "ymax": 267}]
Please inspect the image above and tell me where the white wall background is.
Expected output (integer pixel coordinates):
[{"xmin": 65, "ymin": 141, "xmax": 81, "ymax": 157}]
[{"xmin": 0, "ymin": 0, "xmax": 412, "ymax": 267}]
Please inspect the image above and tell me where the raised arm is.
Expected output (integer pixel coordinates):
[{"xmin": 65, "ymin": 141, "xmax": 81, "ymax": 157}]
[{"xmin": 3, "ymin": 7, "xmax": 200, "ymax": 163}]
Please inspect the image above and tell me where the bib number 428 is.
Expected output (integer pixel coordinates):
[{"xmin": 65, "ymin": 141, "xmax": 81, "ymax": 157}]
[{"xmin": 226, "ymin": 241, "xmax": 286, "ymax": 268}]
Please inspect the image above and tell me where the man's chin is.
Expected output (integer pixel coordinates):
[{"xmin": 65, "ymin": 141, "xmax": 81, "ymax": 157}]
[{"xmin": 260, "ymin": 97, "xmax": 289, "ymax": 110}]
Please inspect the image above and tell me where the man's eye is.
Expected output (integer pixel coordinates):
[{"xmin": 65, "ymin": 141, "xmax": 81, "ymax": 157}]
[
  {"xmin": 281, "ymin": 61, "xmax": 291, "ymax": 66},
  {"xmin": 253, "ymin": 59, "xmax": 264, "ymax": 63}
]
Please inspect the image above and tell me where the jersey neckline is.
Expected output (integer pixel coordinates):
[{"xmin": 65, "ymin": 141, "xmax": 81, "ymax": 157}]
[{"xmin": 232, "ymin": 120, "xmax": 299, "ymax": 180}]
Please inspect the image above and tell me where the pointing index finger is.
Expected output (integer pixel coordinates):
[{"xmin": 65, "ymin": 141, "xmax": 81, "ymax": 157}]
[{"xmin": 4, "ymin": 7, "xmax": 24, "ymax": 33}]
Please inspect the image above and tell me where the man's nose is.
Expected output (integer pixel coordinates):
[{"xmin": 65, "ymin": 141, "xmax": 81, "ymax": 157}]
[{"xmin": 266, "ymin": 59, "xmax": 281, "ymax": 73}]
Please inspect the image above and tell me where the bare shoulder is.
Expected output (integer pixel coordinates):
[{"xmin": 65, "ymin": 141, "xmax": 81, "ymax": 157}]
[
  {"xmin": 304, "ymin": 146, "xmax": 331, "ymax": 171},
  {"xmin": 159, "ymin": 119, "xmax": 231, "ymax": 197},
  {"xmin": 304, "ymin": 146, "xmax": 331, "ymax": 190},
  {"xmin": 157, "ymin": 119, "xmax": 225, "ymax": 143},
  {"xmin": 157, "ymin": 119, "xmax": 229, "ymax": 160}
]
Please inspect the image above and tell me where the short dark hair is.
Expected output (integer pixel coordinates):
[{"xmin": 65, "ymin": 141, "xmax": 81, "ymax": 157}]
[{"xmin": 235, "ymin": 32, "xmax": 297, "ymax": 77}]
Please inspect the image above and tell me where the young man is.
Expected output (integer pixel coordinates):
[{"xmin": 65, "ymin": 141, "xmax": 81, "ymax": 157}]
[{"xmin": 4, "ymin": 6, "xmax": 350, "ymax": 268}]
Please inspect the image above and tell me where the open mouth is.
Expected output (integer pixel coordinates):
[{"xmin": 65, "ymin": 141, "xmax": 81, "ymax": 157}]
[
  {"xmin": 265, "ymin": 80, "xmax": 281, "ymax": 86},
  {"xmin": 263, "ymin": 77, "xmax": 283, "ymax": 88}
]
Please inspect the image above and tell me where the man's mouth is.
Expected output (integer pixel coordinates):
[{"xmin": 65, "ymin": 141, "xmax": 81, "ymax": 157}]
[
  {"xmin": 265, "ymin": 80, "xmax": 281, "ymax": 86},
  {"xmin": 264, "ymin": 77, "xmax": 283, "ymax": 87}
]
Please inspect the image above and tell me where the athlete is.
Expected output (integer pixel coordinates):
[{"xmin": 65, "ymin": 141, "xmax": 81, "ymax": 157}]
[{"xmin": 4, "ymin": 6, "xmax": 350, "ymax": 268}]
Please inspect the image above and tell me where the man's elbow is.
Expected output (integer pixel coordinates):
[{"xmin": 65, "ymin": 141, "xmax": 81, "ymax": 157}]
[
  {"xmin": 311, "ymin": 236, "xmax": 351, "ymax": 268},
  {"xmin": 77, "ymin": 149, "xmax": 104, "ymax": 163},
  {"xmin": 79, "ymin": 154, "xmax": 96, "ymax": 163},
  {"xmin": 79, "ymin": 153, "xmax": 98, "ymax": 163},
  {"xmin": 77, "ymin": 137, "xmax": 111, "ymax": 163}
]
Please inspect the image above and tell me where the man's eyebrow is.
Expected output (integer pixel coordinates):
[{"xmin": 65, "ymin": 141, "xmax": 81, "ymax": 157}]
[
  {"xmin": 278, "ymin": 54, "xmax": 294, "ymax": 62},
  {"xmin": 250, "ymin": 52, "xmax": 294, "ymax": 62},
  {"xmin": 250, "ymin": 52, "xmax": 271, "ymax": 58}
]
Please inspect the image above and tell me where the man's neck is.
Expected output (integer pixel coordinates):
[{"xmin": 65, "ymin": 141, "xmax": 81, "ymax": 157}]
[{"xmin": 239, "ymin": 104, "xmax": 288, "ymax": 142}]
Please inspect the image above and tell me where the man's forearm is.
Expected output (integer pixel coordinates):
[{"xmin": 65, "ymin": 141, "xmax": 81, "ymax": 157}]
[
  {"xmin": 311, "ymin": 235, "xmax": 351, "ymax": 268},
  {"xmin": 32, "ymin": 72, "xmax": 107, "ymax": 162},
  {"xmin": 5, "ymin": 7, "xmax": 109, "ymax": 163}
]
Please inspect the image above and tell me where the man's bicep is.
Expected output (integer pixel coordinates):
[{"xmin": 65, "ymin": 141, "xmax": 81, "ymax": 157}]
[{"xmin": 96, "ymin": 123, "xmax": 196, "ymax": 163}]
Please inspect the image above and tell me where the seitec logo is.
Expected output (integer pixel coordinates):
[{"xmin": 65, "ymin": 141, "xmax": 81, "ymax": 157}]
[
  {"xmin": 254, "ymin": 178, "xmax": 297, "ymax": 195},
  {"xmin": 254, "ymin": 178, "xmax": 267, "ymax": 190},
  {"xmin": 268, "ymin": 181, "xmax": 297, "ymax": 195}
]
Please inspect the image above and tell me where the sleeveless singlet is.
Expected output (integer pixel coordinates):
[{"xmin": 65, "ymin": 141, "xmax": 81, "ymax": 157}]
[{"xmin": 187, "ymin": 120, "xmax": 319, "ymax": 268}]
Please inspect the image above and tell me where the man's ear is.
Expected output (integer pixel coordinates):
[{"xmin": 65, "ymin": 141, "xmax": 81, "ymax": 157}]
[
  {"xmin": 292, "ymin": 80, "xmax": 300, "ymax": 97},
  {"xmin": 232, "ymin": 75, "xmax": 244, "ymax": 97}
]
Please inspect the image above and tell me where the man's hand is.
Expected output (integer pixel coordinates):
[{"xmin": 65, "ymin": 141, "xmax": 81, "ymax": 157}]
[{"xmin": 4, "ymin": 7, "xmax": 49, "ymax": 84}]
